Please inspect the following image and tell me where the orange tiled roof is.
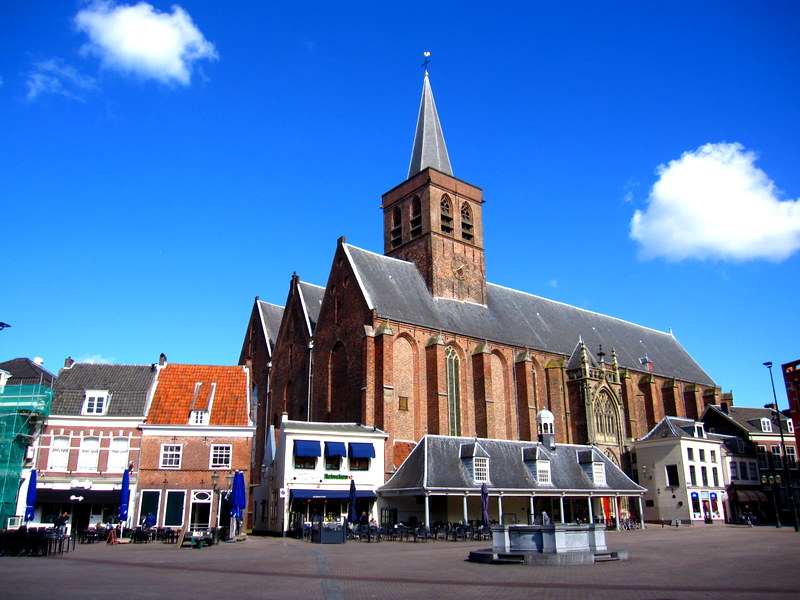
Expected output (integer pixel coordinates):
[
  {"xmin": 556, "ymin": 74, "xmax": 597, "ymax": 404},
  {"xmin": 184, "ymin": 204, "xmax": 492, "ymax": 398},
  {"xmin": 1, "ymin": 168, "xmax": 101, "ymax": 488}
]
[
  {"xmin": 148, "ymin": 363, "xmax": 249, "ymax": 426},
  {"xmin": 393, "ymin": 440, "xmax": 416, "ymax": 469}
]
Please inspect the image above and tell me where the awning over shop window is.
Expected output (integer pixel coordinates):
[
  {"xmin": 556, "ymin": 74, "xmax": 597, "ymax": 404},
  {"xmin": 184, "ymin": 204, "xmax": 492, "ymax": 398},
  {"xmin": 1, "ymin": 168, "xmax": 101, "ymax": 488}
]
[
  {"xmin": 325, "ymin": 442, "xmax": 347, "ymax": 457},
  {"xmin": 736, "ymin": 490, "xmax": 768, "ymax": 503},
  {"xmin": 348, "ymin": 442, "xmax": 375, "ymax": 458},
  {"xmin": 294, "ymin": 440, "xmax": 321, "ymax": 457},
  {"xmin": 290, "ymin": 489, "xmax": 376, "ymax": 500}
]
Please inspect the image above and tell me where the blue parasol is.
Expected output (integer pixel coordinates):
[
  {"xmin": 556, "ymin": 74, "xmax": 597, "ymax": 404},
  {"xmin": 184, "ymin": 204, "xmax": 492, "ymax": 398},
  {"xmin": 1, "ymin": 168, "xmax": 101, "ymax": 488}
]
[
  {"xmin": 230, "ymin": 470, "xmax": 246, "ymax": 521},
  {"xmin": 118, "ymin": 469, "xmax": 130, "ymax": 524},
  {"xmin": 481, "ymin": 482, "xmax": 490, "ymax": 527},
  {"xmin": 24, "ymin": 469, "xmax": 37, "ymax": 522},
  {"xmin": 348, "ymin": 478, "xmax": 358, "ymax": 523}
]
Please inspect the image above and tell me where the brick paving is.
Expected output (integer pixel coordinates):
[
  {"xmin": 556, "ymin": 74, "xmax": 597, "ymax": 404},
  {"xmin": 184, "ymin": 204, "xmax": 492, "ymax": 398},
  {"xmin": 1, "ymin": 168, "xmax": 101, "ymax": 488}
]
[{"xmin": 1, "ymin": 525, "xmax": 798, "ymax": 599}]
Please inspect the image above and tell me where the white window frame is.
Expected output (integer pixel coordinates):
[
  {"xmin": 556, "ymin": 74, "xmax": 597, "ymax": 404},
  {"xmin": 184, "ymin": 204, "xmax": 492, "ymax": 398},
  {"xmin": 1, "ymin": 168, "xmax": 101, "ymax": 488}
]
[
  {"xmin": 48, "ymin": 435, "xmax": 70, "ymax": 471},
  {"xmin": 536, "ymin": 460, "xmax": 551, "ymax": 484},
  {"xmin": 473, "ymin": 456, "xmax": 489, "ymax": 483},
  {"xmin": 82, "ymin": 390, "xmax": 109, "ymax": 415},
  {"xmin": 592, "ymin": 462, "xmax": 607, "ymax": 486},
  {"xmin": 771, "ymin": 445, "xmax": 783, "ymax": 469},
  {"xmin": 77, "ymin": 437, "xmax": 100, "ymax": 471},
  {"xmin": 190, "ymin": 410, "xmax": 209, "ymax": 425},
  {"xmin": 710, "ymin": 450, "xmax": 717, "ymax": 463},
  {"xmin": 160, "ymin": 444, "xmax": 182, "ymax": 469},
  {"xmin": 757, "ymin": 445, "xmax": 768, "ymax": 469},
  {"xmin": 760, "ymin": 418, "xmax": 773, "ymax": 433},
  {"xmin": 788, "ymin": 420, "xmax": 795, "ymax": 434},
  {"xmin": 730, "ymin": 462, "xmax": 738, "ymax": 480},
  {"xmin": 786, "ymin": 446, "xmax": 797, "ymax": 469},
  {"xmin": 107, "ymin": 437, "xmax": 129, "ymax": 472},
  {"xmin": 210, "ymin": 444, "xmax": 232, "ymax": 469}
]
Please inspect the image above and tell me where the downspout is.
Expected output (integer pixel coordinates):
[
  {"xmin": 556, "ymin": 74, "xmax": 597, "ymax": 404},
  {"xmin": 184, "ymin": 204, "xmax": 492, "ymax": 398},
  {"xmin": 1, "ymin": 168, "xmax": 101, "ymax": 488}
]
[{"xmin": 306, "ymin": 341, "xmax": 314, "ymax": 422}]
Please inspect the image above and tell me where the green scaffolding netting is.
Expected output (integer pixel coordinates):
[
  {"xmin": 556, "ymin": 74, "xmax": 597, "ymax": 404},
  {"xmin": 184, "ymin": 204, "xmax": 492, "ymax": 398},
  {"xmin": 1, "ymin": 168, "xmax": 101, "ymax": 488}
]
[{"xmin": 0, "ymin": 385, "xmax": 52, "ymax": 528}]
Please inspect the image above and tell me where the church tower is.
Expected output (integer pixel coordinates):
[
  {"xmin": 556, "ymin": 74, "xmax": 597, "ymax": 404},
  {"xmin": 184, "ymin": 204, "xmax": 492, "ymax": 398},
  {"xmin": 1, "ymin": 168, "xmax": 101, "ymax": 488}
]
[{"xmin": 381, "ymin": 71, "xmax": 487, "ymax": 305}]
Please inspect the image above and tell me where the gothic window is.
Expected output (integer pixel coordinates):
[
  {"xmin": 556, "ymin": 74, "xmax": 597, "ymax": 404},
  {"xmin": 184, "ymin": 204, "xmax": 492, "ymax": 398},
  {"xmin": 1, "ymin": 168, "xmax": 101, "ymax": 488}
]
[
  {"xmin": 460, "ymin": 202, "xmax": 474, "ymax": 242},
  {"xmin": 445, "ymin": 346, "xmax": 461, "ymax": 436},
  {"xmin": 440, "ymin": 195, "xmax": 453, "ymax": 235},
  {"xmin": 410, "ymin": 196, "xmax": 422, "ymax": 238},
  {"xmin": 391, "ymin": 206, "xmax": 402, "ymax": 248},
  {"xmin": 593, "ymin": 391, "xmax": 619, "ymax": 444}
]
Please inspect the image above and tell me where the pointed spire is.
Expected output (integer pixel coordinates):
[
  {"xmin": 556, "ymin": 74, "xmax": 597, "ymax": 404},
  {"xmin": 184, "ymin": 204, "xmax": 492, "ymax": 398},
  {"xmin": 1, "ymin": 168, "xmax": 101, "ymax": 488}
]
[{"xmin": 408, "ymin": 70, "xmax": 453, "ymax": 178}]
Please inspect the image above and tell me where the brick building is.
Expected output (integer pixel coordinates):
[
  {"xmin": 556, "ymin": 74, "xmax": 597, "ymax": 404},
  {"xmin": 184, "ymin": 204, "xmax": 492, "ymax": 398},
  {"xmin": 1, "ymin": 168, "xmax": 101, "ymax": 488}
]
[
  {"xmin": 33, "ymin": 360, "xmax": 156, "ymax": 532},
  {"xmin": 243, "ymin": 72, "xmax": 721, "ymax": 489},
  {"xmin": 137, "ymin": 361, "xmax": 254, "ymax": 532},
  {"xmin": 783, "ymin": 359, "xmax": 800, "ymax": 450}
]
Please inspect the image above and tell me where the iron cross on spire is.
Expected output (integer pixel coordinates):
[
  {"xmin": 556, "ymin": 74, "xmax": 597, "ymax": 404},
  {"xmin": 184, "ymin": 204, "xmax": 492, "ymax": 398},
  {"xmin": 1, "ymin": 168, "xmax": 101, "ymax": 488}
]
[{"xmin": 422, "ymin": 51, "xmax": 431, "ymax": 75}]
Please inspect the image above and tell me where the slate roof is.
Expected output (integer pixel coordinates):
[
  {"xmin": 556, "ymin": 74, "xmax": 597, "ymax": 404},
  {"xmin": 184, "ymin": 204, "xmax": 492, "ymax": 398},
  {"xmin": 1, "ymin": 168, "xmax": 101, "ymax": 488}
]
[
  {"xmin": 343, "ymin": 244, "xmax": 714, "ymax": 385},
  {"xmin": 408, "ymin": 73, "xmax": 452, "ymax": 178},
  {"xmin": 638, "ymin": 416, "xmax": 728, "ymax": 444},
  {"xmin": 704, "ymin": 404, "xmax": 791, "ymax": 435},
  {"xmin": 0, "ymin": 357, "xmax": 57, "ymax": 387},
  {"xmin": 257, "ymin": 300, "xmax": 284, "ymax": 353},
  {"xmin": 381, "ymin": 435, "xmax": 644, "ymax": 495},
  {"xmin": 148, "ymin": 363, "xmax": 250, "ymax": 426},
  {"xmin": 297, "ymin": 281, "xmax": 324, "ymax": 334},
  {"xmin": 51, "ymin": 363, "xmax": 156, "ymax": 416}
]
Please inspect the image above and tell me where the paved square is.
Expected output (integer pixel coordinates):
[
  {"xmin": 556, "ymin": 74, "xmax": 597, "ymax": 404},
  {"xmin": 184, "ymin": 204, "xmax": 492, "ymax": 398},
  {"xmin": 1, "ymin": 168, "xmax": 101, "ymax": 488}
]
[{"xmin": 1, "ymin": 525, "xmax": 798, "ymax": 599}]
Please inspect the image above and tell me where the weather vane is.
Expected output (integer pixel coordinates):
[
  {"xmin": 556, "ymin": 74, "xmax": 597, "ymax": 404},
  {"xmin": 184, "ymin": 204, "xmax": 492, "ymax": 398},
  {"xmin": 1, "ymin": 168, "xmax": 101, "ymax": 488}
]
[{"xmin": 422, "ymin": 51, "xmax": 431, "ymax": 75}]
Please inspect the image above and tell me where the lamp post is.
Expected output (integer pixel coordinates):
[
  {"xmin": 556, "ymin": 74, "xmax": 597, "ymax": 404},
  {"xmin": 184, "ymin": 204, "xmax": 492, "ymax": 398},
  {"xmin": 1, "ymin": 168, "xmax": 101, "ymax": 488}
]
[
  {"xmin": 764, "ymin": 361, "xmax": 800, "ymax": 532},
  {"xmin": 761, "ymin": 473, "xmax": 782, "ymax": 528}
]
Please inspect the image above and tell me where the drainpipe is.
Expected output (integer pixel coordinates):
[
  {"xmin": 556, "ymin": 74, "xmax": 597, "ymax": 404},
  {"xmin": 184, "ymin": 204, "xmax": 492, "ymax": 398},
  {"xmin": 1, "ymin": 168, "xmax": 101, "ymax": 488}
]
[{"xmin": 306, "ymin": 341, "xmax": 314, "ymax": 421}]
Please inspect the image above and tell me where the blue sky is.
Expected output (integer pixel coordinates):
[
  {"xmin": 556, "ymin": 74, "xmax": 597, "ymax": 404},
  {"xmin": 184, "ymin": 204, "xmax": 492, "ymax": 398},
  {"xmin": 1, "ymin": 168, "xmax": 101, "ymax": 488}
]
[{"xmin": 2, "ymin": 2, "xmax": 799, "ymax": 409}]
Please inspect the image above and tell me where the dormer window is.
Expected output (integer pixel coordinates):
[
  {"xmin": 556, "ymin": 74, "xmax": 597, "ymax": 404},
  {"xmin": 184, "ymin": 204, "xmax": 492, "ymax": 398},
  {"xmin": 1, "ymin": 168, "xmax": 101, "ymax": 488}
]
[
  {"xmin": 473, "ymin": 456, "xmax": 489, "ymax": 483},
  {"xmin": 760, "ymin": 418, "xmax": 772, "ymax": 433},
  {"xmin": 82, "ymin": 390, "xmax": 109, "ymax": 415},
  {"xmin": 592, "ymin": 462, "xmax": 607, "ymax": 486},
  {"xmin": 788, "ymin": 420, "xmax": 795, "ymax": 434},
  {"xmin": 536, "ymin": 460, "xmax": 552, "ymax": 484},
  {"xmin": 695, "ymin": 424, "xmax": 705, "ymax": 438},
  {"xmin": 190, "ymin": 410, "xmax": 209, "ymax": 425}
]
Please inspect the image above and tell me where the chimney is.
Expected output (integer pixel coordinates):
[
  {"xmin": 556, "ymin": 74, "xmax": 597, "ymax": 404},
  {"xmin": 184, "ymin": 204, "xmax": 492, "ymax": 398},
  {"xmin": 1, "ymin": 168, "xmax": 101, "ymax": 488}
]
[
  {"xmin": 159, "ymin": 353, "xmax": 167, "ymax": 366},
  {"xmin": 720, "ymin": 402, "xmax": 729, "ymax": 415},
  {"xmin": 64, "ymin": 357, "xmax": 74, "ymax": 368}
]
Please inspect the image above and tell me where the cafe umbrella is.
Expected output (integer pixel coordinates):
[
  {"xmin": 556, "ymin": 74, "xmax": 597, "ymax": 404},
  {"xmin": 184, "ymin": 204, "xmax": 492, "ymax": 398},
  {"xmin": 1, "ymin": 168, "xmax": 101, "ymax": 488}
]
[
  {"xmin": 348, "ymin": 478, "xmax": 358, "ymax": 524},
  {"xmin": 24, "ymin": 469, "xmax": 37, "ymax": 522},
  {"xmin": 117, "ymin": 469, "xmax": 130, "ymax": 526},
  {"xmin": 230, "ymin": 470, "xmax": 246, "ymax": 537}
]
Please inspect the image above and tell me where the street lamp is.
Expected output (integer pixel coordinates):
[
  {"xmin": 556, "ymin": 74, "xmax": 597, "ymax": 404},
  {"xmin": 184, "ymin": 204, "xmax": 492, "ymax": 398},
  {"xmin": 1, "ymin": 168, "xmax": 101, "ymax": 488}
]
[
  {"xmin": 764, "ymin": 361, "xmax": 800, "ymax": 532},
  {"xmin": 761, "ymin": 473, "xmax": 782, "ymax": 528}
]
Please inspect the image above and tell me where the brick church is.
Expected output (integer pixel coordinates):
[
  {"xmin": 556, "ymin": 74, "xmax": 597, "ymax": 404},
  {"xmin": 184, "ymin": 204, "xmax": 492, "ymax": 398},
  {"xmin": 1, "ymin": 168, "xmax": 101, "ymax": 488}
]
[{"xmin": 240, "ymin": 71, "xmax": 721, "ymax": 481}]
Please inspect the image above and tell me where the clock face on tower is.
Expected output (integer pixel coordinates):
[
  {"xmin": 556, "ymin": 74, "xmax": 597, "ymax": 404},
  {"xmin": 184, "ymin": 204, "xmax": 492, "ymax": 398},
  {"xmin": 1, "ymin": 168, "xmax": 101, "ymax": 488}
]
[{"xmin": 451, "ymin": 256, "xmax": 469, "ymax": 280}]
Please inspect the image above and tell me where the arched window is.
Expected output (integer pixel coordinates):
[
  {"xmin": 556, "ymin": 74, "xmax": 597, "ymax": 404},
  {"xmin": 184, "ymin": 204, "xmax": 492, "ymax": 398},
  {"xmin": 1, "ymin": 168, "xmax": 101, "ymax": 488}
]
[
  {"xmin": 593, "ymin": 392, "xmax": 619, "ymax": 444},
  {"xmin": 410, "ymin": 196, "xmax": 422, "ymax": 238},
  {"xmin": 445, "ymin": 346, "xmax": 461, "ymax": 436},
  {"xmin": 391, "ymin": 206, "xmax": 402, "ymax": 248},
  {"xmin": 440, "ymin": 195, "xmax": 453, "ymax": 235},
  {"xmin": 460, "ymin": 202, "xmax": 474, "ymax": 242}
]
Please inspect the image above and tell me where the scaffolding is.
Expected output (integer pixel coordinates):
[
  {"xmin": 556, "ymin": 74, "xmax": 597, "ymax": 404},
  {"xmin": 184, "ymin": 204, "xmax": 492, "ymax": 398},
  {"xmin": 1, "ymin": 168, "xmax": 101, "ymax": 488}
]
[{"xmin": 0, "ymin": 384, "xmax": 52, "ymax": 528}]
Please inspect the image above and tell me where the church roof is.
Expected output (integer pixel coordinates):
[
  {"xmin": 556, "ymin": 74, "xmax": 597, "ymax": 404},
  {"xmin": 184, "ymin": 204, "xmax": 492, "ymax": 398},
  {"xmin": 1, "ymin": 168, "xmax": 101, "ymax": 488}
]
[
  {"xmin": 408, "ymin": 73, "xmax": 452, "ymax": 178},
  {"xmin": 297, "ymin": 281, "xmax": 324, "ymax": 334},
  {"xmin": 257, "ymin": 300, "xmax": 284, "ymax": 355},
  {"xmin": 343, "ymin": 243, "xmax": 715, "ymax": 385},
  {"xmin": 380, "ymin": 435, "xmax": 644, "ymax": 494}
]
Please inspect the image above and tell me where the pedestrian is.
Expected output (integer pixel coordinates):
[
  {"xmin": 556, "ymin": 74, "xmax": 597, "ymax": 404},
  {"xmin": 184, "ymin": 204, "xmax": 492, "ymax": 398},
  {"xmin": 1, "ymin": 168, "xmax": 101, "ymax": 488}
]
[{"xmin": 55, "ymin": 512, "xmax": 69, "ymax": 535}]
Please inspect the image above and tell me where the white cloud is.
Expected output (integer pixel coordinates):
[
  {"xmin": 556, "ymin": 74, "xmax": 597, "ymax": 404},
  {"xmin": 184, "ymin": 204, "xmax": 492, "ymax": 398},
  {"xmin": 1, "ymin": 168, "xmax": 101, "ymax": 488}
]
[
  {"xmin": 26, "ymin": 59, "xmax": 98, "ymax": 101},
  {"xmin": 75, "ymin": 1, "xmax": 217, "ymax": 85},
  {"xmin": 78, "ymin": 354, "xmax": 116, "ymax": 364},
  {"xmin": 630, "ymin": 142, "xmax": 800, "ymax": 262}
]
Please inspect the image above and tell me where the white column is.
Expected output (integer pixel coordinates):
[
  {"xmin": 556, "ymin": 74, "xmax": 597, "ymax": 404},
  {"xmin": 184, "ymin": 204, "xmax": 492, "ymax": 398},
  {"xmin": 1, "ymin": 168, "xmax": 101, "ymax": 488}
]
[
  {"xmin": 498, "ymin": 494, "xmax": 504, "ymax": 524},
  {"xmin": 587, "ymin": 496, "xmax": 594, "ymax": 523},
  {"xmin": 529, "ymin": 496, "xmax": 535, "ymax": 524},
  {"xmin": 638, "ymin": 496, "xmax": 646, "ymax": 529},
  {"xmin": 613, "ymin": 496, "xmax": 621, "ymax": 530},
  {"xmin": 463, "ymin": 494, "xmax": 468, "ymax": 524},
  {"xmin": 559, "ymin": 496, "xmax": 565, "ymax": 523},
  {"xmin": 424, "ymin": 494, "xmax": 430, "ymax": 528}
]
